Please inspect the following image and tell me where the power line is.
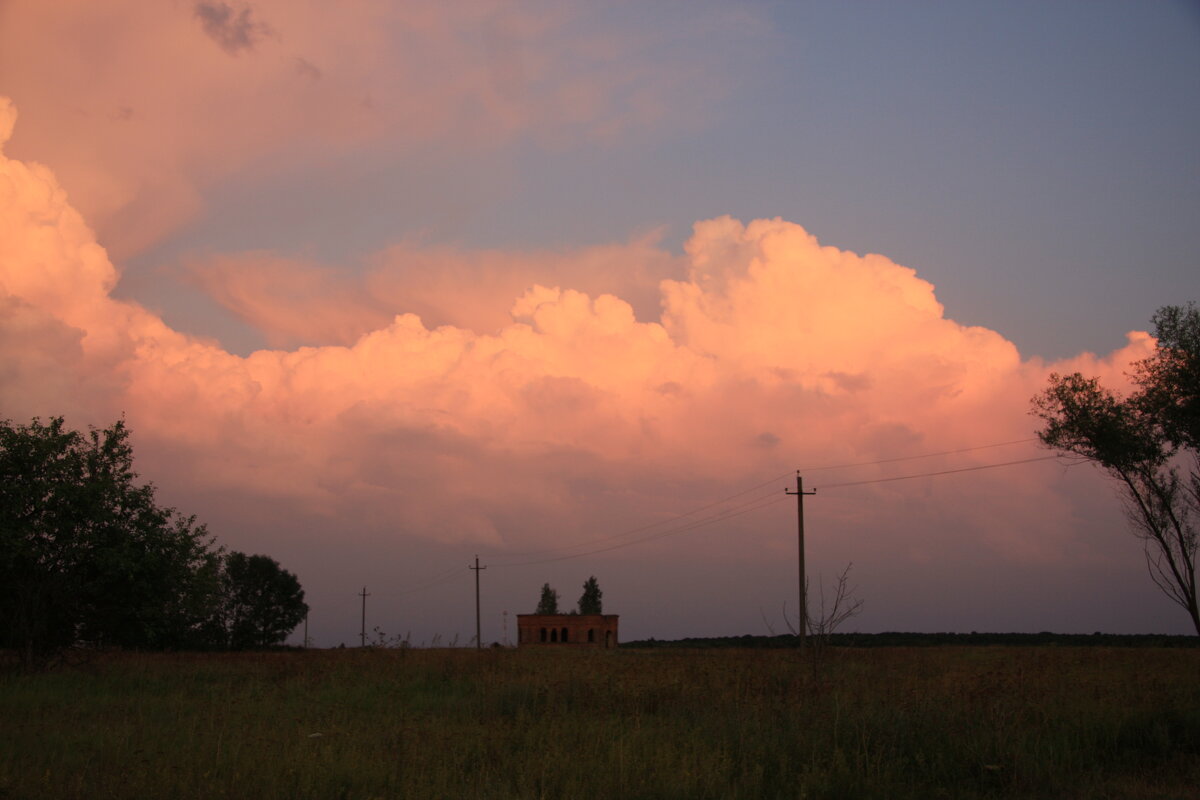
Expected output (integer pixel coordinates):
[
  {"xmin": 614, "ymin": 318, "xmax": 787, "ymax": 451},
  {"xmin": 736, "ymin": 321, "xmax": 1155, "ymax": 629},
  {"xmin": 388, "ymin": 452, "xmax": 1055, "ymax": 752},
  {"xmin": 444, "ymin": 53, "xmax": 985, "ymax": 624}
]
[
  {"xmin": 498, "ymin": 454, "xmax": 1067, "ymax": 566},
  {"xmin": 495, "ymin": 493, "xmax": 788, "ymax": 568},
  {"xmin": 496, "ymin": 492, "xmax": 790, "ymax": 568},
  {"xmin": 798, "ymin": 437, "xmax": 1040, "ymax": 473},
  {"xmin": 487, "ymin": 438, "xmax": 1044, "ymax": 565},
  {"xmin": 360, "ymin": 566, "xmax": 464, "ymax": 599},
  {"xmin": 488, "ymin": 469, "xmax": 794, "ymax": 562},
  {"xmin": 494, "ymin": 487, "xmax": 786, "ymax": 566},
  {"xmin": 817, "ymin": 455, "xmax": 1064, "ymax": 489},
  {"xmin": 379, "ymin": 487, "xmax": 789, "ymax": 595},
  {"xmin": 387, "ymin": 565, "xmax": 469, "ymax": 598},
  {"xmin": 377, "ymin": 438, "xmax": 1058, "ymax": 595}
]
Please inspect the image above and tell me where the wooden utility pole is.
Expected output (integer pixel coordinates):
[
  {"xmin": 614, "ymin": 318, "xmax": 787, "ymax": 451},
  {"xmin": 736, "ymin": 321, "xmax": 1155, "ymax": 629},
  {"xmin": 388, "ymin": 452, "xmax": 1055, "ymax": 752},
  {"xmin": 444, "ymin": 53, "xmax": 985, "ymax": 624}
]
[
  {"xmin": 359, "ymin": 586, "xmax": 370, "ymax": 647},
  {"xmin": 786, "ymin": 473, "xmax": 816, "ymax": 649},
  {"xmin": 469, "ymin": 556, "xmax": 486, "ymax": 650},
  {"xmin": 303, "ymin": 611, "xmax": 309, "ymax": 649}
]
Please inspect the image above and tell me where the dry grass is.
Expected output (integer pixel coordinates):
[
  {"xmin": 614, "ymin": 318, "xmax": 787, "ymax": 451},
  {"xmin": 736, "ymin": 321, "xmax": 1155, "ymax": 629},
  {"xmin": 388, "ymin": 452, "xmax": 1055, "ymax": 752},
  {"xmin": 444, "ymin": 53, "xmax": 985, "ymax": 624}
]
[{"xmin": 0, "ymin": 646, "xmax": 1197, "ymax": 799}]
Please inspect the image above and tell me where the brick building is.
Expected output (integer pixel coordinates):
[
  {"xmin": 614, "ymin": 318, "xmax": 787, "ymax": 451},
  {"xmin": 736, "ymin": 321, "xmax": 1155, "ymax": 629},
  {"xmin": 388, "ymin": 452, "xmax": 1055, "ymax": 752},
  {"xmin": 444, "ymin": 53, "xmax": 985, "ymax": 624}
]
[{"xmin": 516, "ymin": 614, "xmax": 619, "ymax": 648}]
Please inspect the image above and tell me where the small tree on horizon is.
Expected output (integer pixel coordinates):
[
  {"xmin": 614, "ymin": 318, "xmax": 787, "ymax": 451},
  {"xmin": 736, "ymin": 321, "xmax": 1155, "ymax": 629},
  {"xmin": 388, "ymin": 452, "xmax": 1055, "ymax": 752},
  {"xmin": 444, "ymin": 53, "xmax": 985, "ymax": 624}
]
[
  {"xmin": 578, "ymin": 576, "xmax": 602, "ymax": 615},
  {"xmin": 214, "ymin": 552, "xmax": 308, "ymax": 649},
  {"xmin": 535, "ymin": 583, "xmax": 559, "ymax": 614}
]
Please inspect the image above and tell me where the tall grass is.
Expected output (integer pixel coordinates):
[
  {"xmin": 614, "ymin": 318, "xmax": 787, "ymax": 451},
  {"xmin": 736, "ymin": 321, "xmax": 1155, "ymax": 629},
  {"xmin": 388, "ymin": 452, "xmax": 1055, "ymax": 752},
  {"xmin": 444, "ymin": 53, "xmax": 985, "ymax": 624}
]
[{"xmin": 0, "ymin": 646, "xmax": 1197, "ymax": 799}]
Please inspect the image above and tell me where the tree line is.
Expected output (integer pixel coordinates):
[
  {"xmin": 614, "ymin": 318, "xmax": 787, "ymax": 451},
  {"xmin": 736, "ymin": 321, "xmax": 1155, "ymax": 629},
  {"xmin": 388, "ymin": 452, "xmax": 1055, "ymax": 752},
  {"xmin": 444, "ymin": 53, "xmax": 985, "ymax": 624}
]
[
  {"xmin": 0, "ymin": 417, "xmax": 308, "ymax": 670},
  {"xmin": 624, "ymin": 632, "xmax": 1200, "ymax": 649}
]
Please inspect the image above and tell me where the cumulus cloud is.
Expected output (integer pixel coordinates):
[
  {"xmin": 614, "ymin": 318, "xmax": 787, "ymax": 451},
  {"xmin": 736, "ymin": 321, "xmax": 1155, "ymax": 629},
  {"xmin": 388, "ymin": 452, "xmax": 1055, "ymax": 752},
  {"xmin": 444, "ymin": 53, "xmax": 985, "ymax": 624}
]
[
  {"xmin": 1, "ymin": 97, "xmax": 1153, "ymax": 539},
  {"xmin": 186, "ymin": 229, "xmax": 683, "ymax": 347},
  {"xmin": 1, "ymin": 99, "xmax": 1171, "ymax": 637}
]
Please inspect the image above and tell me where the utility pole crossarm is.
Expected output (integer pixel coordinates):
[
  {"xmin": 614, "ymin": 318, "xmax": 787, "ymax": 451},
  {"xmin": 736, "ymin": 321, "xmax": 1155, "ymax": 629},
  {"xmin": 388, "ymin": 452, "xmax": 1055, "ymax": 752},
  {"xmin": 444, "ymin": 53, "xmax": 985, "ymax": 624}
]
[{"xmin": 785, "ymin": 472, "xmax": 816, "ymax": 649}]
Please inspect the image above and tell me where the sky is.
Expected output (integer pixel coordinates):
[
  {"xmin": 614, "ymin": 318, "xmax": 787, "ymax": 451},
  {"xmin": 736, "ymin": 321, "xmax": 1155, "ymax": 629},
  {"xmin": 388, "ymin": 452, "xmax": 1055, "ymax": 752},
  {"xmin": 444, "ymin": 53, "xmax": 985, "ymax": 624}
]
[{"xmin": 1, "ymin": 0, "xmax": 1198, "ymax": 645}]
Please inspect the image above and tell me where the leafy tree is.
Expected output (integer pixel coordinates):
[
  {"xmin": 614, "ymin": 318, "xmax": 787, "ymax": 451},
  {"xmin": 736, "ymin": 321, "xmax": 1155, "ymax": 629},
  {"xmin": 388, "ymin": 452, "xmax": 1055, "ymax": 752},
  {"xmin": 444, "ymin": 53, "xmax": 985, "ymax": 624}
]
[
  {"xmin": 0, "ymin": 417, "xmax": 218, "ymax": 668},
  {"xmin": 578, "ymin": 575, "xmax": 602, "ymax": 614},
  {"xmin": 535, "ymin": 582, "xmax": 559, "ymax": 614},
  {"xmin": 1032, "ymin": 302, "xmax": 1199, "ymax": 635},
  {"xmin": 1136, "ymin": 303, "xmax": 1200, "ymax": 451},
  {"xmin": 214, "ymin": 552, "xmax": 308, "ymax": 649}
]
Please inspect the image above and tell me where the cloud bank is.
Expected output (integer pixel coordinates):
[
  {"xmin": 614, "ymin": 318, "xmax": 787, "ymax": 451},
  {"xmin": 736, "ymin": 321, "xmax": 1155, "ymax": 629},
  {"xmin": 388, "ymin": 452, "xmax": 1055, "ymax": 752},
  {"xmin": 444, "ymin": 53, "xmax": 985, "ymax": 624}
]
[{"xmin": 0, "ymin": 94, "xmax": 1169, "ymax": 638}]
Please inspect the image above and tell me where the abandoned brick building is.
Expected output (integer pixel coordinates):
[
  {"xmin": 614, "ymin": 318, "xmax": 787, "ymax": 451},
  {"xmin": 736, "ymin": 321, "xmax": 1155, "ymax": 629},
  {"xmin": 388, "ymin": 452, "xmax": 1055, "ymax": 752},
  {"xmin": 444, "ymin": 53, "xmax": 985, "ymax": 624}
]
[{"xmin": 516, "ymin": 614, "xmax": 619, "ymax": 648}]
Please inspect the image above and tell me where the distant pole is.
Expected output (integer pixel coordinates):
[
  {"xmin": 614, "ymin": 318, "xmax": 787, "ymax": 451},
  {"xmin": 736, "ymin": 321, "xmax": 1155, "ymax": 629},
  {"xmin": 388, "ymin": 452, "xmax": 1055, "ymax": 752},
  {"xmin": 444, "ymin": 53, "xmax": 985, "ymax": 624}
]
[
  {"xmin": 359, "ymin": 586, "xmax": 370, "ymax": 647},
  {"xmin": 304, "ymin": 611, "xmax": 309, "ymax": 649},
  {"xmin": 469, "ymin": 555, "xmax": 487, "ymax": 650},
  {"xmin": 786, "ymin": 473, "xmax": 816, "ymax": 649}
]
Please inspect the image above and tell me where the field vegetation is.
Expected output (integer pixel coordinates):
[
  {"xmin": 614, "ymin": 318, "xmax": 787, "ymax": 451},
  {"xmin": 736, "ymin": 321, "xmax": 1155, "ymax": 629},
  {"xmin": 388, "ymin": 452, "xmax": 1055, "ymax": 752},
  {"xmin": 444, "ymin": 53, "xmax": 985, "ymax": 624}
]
[{"xmin": 1, "ymin": 645, "xmax": 1197, "ymax": 799}]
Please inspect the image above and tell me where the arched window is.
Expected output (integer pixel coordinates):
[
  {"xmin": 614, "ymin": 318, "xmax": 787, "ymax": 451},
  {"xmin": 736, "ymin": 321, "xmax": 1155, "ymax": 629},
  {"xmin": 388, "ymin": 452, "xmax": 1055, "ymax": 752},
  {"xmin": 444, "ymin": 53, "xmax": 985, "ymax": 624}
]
[
  {"xmin": 561, "ymin": 627, "xmax": 569, "ymax": 643},
  {"xmin": 605, "ymin": 630, "xmax": 613, "ymax": 648},
  {"xmin": 587, "ymin": 629, "xmax": 595, "ymax": 643},
  {"xmin": 540, "ymin": 627, "xmax": 547, "ymax": 642},
  {"xmin": 551, "ymin": 628, "xmax": 558, "ymax": 642}
]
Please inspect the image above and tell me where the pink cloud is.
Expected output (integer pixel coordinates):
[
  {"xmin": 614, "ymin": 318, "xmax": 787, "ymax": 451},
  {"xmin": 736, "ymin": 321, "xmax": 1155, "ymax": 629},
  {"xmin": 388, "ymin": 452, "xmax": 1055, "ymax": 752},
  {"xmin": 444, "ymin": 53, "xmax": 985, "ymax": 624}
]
[
  {"xmin": 0, "ymin": 1, "xmax": 753, "ymax": 261},
  {"xmin": 184, "ymin": 230, "xmax": 682, "ymax": 347},
  {"xmin": 188, "ymin": 252, "xmax": 393, "ymax": 347},
  {"xmin": 0, "ymin": 99, "xmax": 1172, "ymax": 637}
]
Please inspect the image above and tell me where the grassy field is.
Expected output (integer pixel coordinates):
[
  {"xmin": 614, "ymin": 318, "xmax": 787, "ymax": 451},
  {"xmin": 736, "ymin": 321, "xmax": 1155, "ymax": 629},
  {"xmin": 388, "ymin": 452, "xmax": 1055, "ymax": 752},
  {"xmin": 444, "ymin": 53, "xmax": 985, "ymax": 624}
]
[{"xmin": 1, "ymin": 646, "xmax": 1197, "ymax": 799}]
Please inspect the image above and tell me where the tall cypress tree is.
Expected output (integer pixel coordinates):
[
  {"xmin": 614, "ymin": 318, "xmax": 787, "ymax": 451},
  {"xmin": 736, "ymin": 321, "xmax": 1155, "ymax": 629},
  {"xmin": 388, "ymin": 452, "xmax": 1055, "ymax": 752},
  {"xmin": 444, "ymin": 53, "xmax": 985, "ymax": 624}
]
[
  {"xmin": 578, "ymin": 576, "xmax": 602, "ymax": 615},
  {"xmin": 535, "ymin": 583, "xmax": 559, "ymax": 614}
]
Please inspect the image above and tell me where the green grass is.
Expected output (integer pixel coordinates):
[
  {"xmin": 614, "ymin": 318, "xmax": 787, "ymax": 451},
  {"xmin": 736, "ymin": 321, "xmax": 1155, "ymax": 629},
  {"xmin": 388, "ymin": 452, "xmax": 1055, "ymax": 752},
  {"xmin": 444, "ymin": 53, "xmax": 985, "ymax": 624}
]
[{"xmin": 1, "ymin": 646, "xmax": 1197, "ymax": 799}]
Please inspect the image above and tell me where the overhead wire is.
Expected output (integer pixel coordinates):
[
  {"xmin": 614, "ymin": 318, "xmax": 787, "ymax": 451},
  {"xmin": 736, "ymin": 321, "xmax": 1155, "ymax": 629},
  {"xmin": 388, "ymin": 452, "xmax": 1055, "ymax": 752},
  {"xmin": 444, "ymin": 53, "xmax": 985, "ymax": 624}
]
[
  {"xmin": 798, "ymin": 437, "xmax": 1040, "ymax": 473},
  {"xmin": 370, "ymin": 563, "xmax": 467, "ymax": 599},
  {"xmin": 487, "ymin": 469, "xmax": 794, "ymax": 562},
  {"xmin": 498, "ymin": 452, "xmax": 1066, "ymax": 567},
  {"xmin": 485, "ymin": 438, "xmax": 1047, "ymax": 565},
  {"xmin": 495, "ymin": 491, "xmax": 791, "ymax": 568},
  {"xmin": 390, "ymin": 569, "xmax": 469, "ymax": 598},
  {"xmin": 816, "ymin": 455, "xmax": 1064, "ymax": 490},
  {"xmin": 385, "ymin": 436, "xmax": 1059, "ymax": 593}
]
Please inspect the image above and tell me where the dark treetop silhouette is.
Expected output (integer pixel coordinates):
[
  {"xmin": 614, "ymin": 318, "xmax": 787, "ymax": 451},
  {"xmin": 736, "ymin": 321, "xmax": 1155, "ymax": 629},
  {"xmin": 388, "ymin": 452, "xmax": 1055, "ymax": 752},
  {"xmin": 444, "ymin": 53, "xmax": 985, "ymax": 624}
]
[
  {"xmin": 0, "ymin": 416, "xmax": 308, "ymax": 669},
  {"xmin": 1033, "ymin": 302, "xmax": 1199, "ymax": 635}
]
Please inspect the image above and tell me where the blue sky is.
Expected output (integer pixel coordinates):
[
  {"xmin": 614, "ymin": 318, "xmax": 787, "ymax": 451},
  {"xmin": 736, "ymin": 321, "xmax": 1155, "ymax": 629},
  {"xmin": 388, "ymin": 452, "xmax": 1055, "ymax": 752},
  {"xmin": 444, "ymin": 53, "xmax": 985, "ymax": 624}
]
[{"xmin": 117, "ymin": 0, "xmax": 1200, "ymax": 360}]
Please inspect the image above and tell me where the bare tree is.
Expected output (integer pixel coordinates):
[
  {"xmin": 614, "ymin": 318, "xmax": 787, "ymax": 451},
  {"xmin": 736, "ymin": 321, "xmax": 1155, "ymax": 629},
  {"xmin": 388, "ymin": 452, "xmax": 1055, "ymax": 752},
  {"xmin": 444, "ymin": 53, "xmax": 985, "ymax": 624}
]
[
  {"xmin": 804, "ymin": 563, "xmax": 865, "ymax": 642},
  {"xmin": 776, "ymin": 563, "xmax": 864, "ymax": 678}
]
